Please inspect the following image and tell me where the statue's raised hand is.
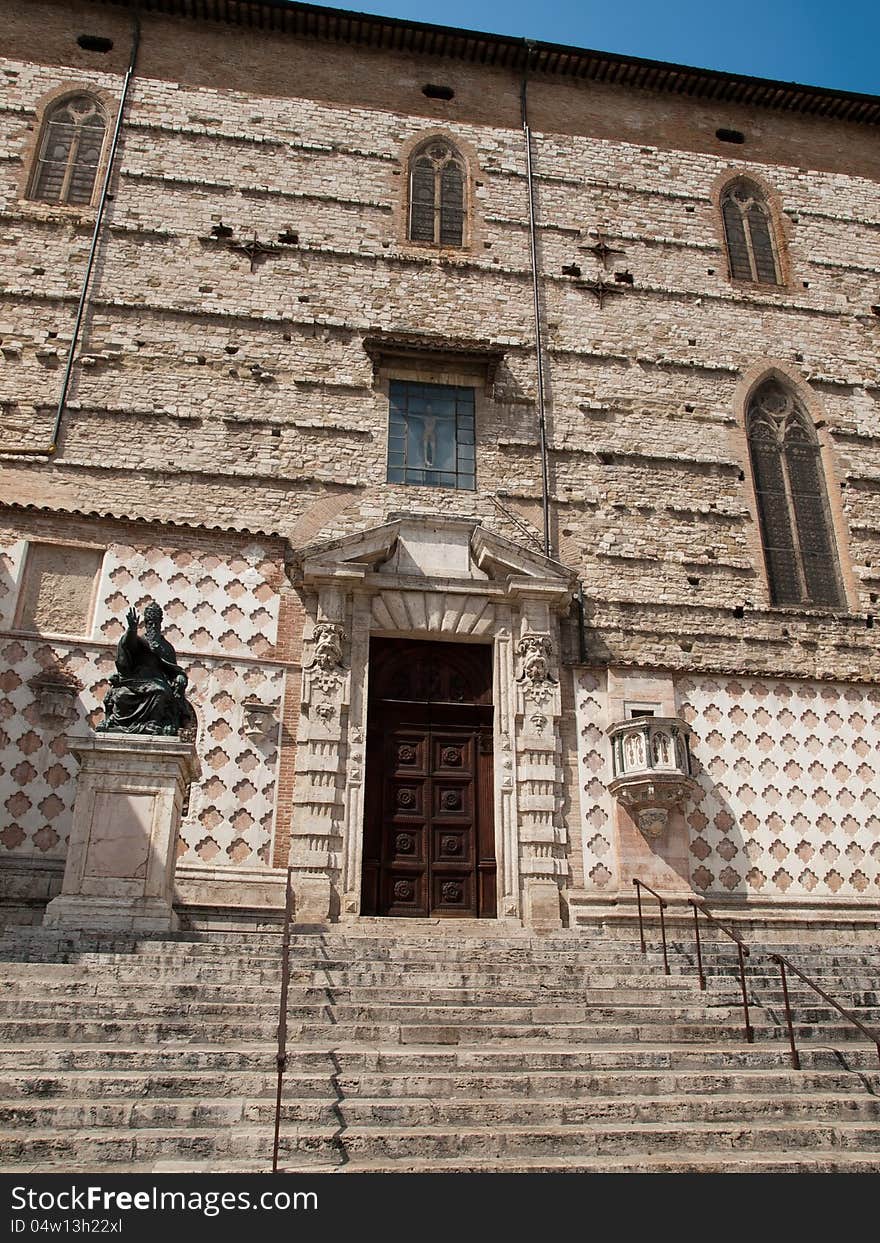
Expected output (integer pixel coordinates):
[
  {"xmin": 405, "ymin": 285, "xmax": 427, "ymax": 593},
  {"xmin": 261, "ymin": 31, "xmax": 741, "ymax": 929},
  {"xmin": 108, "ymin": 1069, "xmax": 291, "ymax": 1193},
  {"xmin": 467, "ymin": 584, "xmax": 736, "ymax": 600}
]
[{"xmin": 126, "ymin": 607, "xmax": 139, "ymax": 633}]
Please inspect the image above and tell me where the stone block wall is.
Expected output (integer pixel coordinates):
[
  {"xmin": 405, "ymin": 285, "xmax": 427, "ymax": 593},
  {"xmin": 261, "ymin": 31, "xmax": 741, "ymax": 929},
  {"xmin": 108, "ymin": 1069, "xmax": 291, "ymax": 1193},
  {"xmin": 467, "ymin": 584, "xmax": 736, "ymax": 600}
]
[
  {"xmin": 0, "ymin": 1, "xmax": 878, "ymax": 922},
  {"xmin": 0, "ymin": 0, "xmax": 877, "ymax": 698}
]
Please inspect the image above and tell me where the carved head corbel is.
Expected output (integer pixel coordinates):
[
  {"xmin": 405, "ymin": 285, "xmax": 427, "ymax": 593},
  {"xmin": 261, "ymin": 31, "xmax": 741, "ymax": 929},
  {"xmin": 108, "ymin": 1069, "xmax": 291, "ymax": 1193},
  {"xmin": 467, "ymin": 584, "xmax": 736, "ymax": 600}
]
[
  {"xmin": 305, "ymin": 621, "xmax": 346, "ymax": 672},
  {"xmin": 516, "ymin": 633, "xmax": 557, "ymax": 686}
]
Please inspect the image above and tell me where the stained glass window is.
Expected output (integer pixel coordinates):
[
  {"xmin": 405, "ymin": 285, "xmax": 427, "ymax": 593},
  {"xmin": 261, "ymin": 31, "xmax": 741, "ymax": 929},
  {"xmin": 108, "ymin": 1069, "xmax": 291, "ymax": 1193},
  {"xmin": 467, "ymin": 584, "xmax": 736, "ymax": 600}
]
[
  {"xmin": 408, "ymin": 141, "xmax": 466, "ymax": 246},
  {"xmin": 721, "ymin": 180, "xmax": 782, "ymax": 285},
  {"xmin": 30, "ymin": 95, "xmax": 106, "ymax": 206},
  {"xmin": 747, "ymin": 380, "xmax": 844, "ymax": 607}
]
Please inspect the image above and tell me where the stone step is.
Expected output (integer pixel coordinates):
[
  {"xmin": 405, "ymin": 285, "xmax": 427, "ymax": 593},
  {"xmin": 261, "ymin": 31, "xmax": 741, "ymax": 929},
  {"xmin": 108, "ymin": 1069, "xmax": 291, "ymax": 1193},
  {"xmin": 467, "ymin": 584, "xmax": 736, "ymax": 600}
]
[
  {"xmin": 0, "ymin": 1070, "xmax": 318, "ymax": 1099},
  {"xmin": 3, "ymin": 925, "xmax": 879, "ymax": 1176},
  {"xmin": 327, "ymin": 1119, "xmax": 880, "ymax": 1160},
  {"xmin": 0, "ymin": 983, "xmax": 721, "ymax": 1007},
  {"xmin": 0, "ymin": 1126, "xmax": 336, "ymax": 1167},
  {"xmin": 0, "ymin": 1016, "xmax": 871, "ymax": 1049},
  {"xmin": 1, "ymin": 1066, "xmax": 873, "ymax": 1101},
  {"xmin": 0, "ymin": 998, "xmax": 751, "ymax": 1024},
  {"xmin": 6, "ymin": 1040, "xmax": 877, "ymax": 1073},
  {"xmin": 0, "ymin": 1013, "xmax": 752, "ymax": 1045},
  {"xmin": 280, "ymin": 1150, "xmax": 880, "ymax": 1174},
  {"xmin": 4, "ymin": 1089, "xmax": 878, "ymax": 1132},
  {"xmin": 14, "ymin": 942, "xmax": 876, "ymax": 969},
  {"xmin": 6, "ymin": 933, "xmax": 877, "ymax": 963},
  {"xmin": 3, "ymin": 1116, "xmax": 880, "ymax": 1169}
]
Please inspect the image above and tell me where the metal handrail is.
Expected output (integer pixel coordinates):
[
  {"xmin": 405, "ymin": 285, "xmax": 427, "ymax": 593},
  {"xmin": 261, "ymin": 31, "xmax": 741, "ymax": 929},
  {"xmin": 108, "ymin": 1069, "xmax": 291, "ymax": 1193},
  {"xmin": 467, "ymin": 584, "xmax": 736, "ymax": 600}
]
[
  {"xmin": 271, "ymin": 867, "xmax": 295, "ymax": 1174},
  {"xmin": 632, "ymin": 878, "xmax": 669, "ymax": 975},
  {"xmin": 770, "ymin": 953, "xmax": 880, "ymax": 1070},
  {"xmin": 689, "ymin": 899, "xmax": 753, "ymax": 1043}
]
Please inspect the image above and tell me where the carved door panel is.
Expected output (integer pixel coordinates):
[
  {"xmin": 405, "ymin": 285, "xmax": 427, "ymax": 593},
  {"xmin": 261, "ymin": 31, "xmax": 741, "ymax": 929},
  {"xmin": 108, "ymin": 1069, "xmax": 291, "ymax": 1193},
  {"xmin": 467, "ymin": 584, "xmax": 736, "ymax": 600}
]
[{"xmin": 361, "ymin": 639, "xmax": 496, "ymax": 918}]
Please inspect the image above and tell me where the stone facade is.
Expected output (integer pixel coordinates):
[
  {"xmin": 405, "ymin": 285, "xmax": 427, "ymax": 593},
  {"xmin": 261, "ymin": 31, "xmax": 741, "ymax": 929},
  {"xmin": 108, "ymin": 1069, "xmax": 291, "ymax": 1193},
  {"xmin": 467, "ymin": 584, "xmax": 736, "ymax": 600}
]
[{"xmin": 1, "ymin": 0, "xmax": 879, "ymax": 929}]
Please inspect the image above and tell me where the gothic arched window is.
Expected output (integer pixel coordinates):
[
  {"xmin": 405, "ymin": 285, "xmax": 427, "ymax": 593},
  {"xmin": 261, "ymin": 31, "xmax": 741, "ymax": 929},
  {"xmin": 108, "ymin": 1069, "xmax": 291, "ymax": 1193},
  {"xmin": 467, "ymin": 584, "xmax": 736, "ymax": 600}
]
[
  {"xmin": 721, "ymin": 179, "xmax": 782, "ymax": 285},
  {"xmin": 747, "ymin": 379, "xmax": 844, "ymax": 607},
  {"xmin": 29, "ymin": 94, "xmax": 106, "ymax": 206},
  {"xmin": 408, "ymin": 139, "xmax": 466, "ymax": 246}
]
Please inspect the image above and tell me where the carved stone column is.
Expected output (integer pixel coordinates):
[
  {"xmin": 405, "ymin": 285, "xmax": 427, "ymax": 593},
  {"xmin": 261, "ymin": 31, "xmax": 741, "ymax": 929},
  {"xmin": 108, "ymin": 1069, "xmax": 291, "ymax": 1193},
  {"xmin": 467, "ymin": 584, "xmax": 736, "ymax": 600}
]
[
  {"xmin": 290, "ymin": 600, "xmax": 350, "ymax": 923},
  {"xmin": 513, "ymin": 602, "xmax": 568, "ymax": 930},
  {"xmin": 341, "ymin": 592, "xmax": 372, "ymax": 916},
  {"xmin": 493, "ymin": 608, "xmax": 520, "ymax": 920}
]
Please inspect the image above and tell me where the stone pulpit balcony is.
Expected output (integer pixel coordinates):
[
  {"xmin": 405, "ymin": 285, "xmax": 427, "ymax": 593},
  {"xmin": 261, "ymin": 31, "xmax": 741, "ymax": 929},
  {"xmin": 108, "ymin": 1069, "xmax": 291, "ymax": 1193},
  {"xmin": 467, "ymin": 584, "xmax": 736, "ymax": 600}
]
[{"xmin": 607, "ymin": 715, "xmax": 698, "ymax": 837}]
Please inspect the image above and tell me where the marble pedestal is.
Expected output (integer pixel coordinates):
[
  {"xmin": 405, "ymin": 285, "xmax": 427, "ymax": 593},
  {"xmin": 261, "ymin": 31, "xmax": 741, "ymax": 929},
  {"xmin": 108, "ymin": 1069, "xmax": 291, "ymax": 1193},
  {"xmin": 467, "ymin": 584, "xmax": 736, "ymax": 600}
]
[{"xmin": 44, "ymin": 733, "xmax": 200, "ymax": 933}]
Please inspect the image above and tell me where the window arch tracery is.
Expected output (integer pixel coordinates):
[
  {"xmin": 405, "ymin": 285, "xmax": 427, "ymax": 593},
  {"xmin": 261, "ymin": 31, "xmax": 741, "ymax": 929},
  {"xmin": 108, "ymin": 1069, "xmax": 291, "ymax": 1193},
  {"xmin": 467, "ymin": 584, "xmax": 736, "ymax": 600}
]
[
  {"xmin": 746, "ymin": 378, "xmax": 844, "ymax": 607},
  {"xmin": 408, "ymin": 138, "xmax": 466, "ymax": 247},
  {"xmin": 29, "ymin": 93, "xmax": 106, "ymax": 206},
  {"xmin": 721, "ymin": 178, "xmax": 782, "ymax": 285}
]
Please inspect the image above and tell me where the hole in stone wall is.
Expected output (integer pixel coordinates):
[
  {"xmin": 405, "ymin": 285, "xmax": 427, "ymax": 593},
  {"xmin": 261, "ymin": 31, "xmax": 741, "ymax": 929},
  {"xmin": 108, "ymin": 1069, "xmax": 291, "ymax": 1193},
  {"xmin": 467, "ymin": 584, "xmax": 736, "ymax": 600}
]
[
  {"xmin": 562, "ymin": 264, "xmax": 582, "ymax": 277},
  {"xmin": 715, "ymin": 128, "xmax": 745, "ymax": 144},
  {"xmin": 423, "ymin": 84, "xmax": 455, "ymax": 100},
  {"xmin": 733, "ymin": 606, "xmax": 745, "ymax": 618},
  {"xmin": 77, "ymin": 34, "xmax": 113, "ymax": 52},
  {"xmin": 687, "ymin": 575, "xmax": 700, "ymax": 587}
]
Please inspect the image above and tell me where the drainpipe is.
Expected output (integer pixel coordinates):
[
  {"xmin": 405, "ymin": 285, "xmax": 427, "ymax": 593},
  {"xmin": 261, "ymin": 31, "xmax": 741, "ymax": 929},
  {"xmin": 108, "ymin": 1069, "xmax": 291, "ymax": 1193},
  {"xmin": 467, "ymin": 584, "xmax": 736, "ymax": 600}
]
[
  {"xmin": 1, "ymin": 15, "xmax": 140, "ymax": 457},
  {"xmin": 520, "ymin": 46, "xmax": 552, "ymax": 560}
]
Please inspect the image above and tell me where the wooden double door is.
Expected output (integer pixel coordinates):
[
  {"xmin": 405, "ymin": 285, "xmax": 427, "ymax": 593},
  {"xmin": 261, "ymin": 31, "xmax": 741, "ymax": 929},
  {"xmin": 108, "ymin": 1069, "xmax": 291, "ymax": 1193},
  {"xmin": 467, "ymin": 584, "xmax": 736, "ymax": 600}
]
[{"xmin": 361, "ymin": 638, "xmax": 496, "ymax": 918}]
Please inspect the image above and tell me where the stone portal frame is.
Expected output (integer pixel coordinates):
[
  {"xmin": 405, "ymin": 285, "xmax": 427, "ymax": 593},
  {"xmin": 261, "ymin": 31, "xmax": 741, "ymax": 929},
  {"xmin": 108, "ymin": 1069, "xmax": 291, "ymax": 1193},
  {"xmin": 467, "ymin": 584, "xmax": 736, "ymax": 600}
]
[{"xmin": 288, "ymin": 516, "xmax": 575, "ymax": 930}]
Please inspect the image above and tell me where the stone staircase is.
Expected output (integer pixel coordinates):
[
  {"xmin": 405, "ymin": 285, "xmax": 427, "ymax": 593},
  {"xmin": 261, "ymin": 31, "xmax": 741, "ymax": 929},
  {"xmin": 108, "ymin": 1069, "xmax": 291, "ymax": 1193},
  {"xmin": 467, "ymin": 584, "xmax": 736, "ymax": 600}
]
[{"xmin": 1, "ymin": 920, "xmax": 879, "ymax": 1173}]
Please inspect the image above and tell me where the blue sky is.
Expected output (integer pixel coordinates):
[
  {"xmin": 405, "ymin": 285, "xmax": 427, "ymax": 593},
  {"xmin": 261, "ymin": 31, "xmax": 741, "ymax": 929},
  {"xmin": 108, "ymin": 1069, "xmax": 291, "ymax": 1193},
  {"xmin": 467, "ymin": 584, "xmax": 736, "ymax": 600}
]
[{"xmin": 303, "ymin": 0, "xmax": 880, "ymax": 95}]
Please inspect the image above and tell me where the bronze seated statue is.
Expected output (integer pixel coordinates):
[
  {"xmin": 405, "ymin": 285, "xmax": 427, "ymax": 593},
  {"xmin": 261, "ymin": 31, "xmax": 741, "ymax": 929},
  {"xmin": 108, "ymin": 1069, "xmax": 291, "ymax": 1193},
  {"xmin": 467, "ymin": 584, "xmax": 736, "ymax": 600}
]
[{"xmin": 98, "ymin": 603, "xmax": 195, "ymax": 737}]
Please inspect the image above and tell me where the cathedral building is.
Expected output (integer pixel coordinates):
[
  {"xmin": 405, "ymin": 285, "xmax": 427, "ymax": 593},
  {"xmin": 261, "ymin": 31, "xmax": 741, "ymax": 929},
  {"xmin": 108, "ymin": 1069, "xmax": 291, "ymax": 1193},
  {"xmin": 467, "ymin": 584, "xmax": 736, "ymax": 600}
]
[{"xmin": 2, "ymin": 0, "xmax": 880, "ymax": 938}]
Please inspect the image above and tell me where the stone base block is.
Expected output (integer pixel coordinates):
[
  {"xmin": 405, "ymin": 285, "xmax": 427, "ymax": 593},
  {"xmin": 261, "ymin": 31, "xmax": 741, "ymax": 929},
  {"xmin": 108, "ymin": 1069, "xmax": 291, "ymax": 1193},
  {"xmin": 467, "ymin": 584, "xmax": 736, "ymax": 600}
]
[
  {"xmin": 523, "ymin": 879, "xmax": 562, "ymax": 931},
  {"xmin": 43, "ymin": 894, "xmax": 178, "ymax": 934},
  {"xmin": 43, "ymin": 732, "xmax": 198, "ymax": 934},
  {"xmin": 292, "ymin": 873, "xmax": 333, "ymax": 926}
]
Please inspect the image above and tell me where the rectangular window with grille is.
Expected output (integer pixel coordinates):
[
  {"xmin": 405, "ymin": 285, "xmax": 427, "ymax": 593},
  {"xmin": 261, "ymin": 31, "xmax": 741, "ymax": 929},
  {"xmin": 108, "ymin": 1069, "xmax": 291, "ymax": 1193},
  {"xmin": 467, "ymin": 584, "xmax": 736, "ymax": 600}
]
[{"xmin": 387, "ymin": 380, "xmax": 476, "ymax": 490}]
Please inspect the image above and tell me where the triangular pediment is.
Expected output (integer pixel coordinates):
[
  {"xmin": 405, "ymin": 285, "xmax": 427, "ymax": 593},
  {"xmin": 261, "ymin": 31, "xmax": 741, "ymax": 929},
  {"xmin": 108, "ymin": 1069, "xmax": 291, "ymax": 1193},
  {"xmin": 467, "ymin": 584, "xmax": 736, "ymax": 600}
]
[{"xmin": 299, "ymin": 515, "xmax": 575, "ymax": 597}]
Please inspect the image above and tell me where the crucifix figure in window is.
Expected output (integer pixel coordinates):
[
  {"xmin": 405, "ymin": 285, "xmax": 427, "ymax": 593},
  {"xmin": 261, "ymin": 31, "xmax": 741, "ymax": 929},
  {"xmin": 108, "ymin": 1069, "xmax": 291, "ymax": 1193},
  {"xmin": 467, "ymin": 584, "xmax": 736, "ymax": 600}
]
[{"xmin": 387, "ymin": 381, "xmax": 476, "ymax": 490}]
